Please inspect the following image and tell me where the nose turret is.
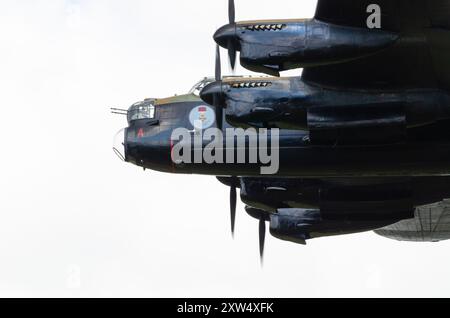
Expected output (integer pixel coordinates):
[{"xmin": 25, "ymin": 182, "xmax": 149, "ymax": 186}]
[{"xmin": 113, "ymin": 128, "xmax": 127, "ymax": 161}]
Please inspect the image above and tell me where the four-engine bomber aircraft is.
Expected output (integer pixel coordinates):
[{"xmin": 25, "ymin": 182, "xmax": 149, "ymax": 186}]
[{"xmin": 113, "ymin": 0, "xmax": 450, "ymax": 260}]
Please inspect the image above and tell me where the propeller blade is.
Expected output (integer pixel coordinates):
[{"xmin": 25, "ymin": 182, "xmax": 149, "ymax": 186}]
[
  {"xmin": 230, "ymin": 185, "xmax": 237, "ymax": 237},
  {"xmin": 215, "ymin": 44, "xmax": 221, "ymax": 82},
  {"xmin": 214, "ymin": 44, "xmax": 224, "ymax": 130},
  {"xmin": 227, "ymin": 40, "xmax": 236, "ymax": 71},
  {"xmin": 229, "ymin": 0, "xmax": 235, "ymax": 24},
  {"xmin": 259, "ymin": 217, "xmax": 266, "ymax": 265},
  {"xmin": 214, "ymin": 93, "xmax": 223, "ymax": 131}
]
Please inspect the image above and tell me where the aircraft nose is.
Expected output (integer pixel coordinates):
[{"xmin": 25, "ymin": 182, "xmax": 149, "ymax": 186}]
[
  {"xmin": 200, "ymin": 81, "xmax": 225, "ymax": 107},
  {"xmin": 113, "ymin": 128, "xmax": 127, "ymax": 161},
  {"xmin": 214, "ymin": 23, "xmax": 237, "ymax": 49}
]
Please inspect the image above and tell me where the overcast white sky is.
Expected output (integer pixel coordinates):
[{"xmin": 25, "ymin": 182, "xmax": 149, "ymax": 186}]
[{"xmin": 0, "ymin": 0, "xmax": 449, "ymax": 298}]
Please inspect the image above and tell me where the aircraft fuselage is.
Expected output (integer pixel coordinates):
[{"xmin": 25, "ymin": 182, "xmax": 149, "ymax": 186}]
[{"xmin": 122, "ymin": 99, "xmax": 450, "ymax": 178}]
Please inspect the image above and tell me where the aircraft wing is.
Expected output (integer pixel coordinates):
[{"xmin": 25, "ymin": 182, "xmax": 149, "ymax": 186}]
[
  {"xmin": 375, "ymin": 200, "xmax": 450, "ymax": 242},
  {"xmin": 231, "ymin": 177, "xmax": 416, "ymax": 245},
  {"xmin": 302, "ymin": 0, "xmax": 450, "ymax": 90}
]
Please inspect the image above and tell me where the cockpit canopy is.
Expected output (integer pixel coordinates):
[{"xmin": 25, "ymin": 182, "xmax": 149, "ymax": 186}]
[
  {"xmin": 127, "ymin": 99, "xmax": 156, "ymax": 124},
  {"xmin": 189, "ymin": 77, "xmax": 215, "ymax": 96}
]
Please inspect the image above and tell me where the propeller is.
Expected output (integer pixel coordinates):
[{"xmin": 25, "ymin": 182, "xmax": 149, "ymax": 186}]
[
  {"xmin": 228, "ymin": 0, "xmax": 235, "ymax": 24},
  {"xmin": 216, "ymin": 177, "xmax": 239, "ymax": 237},
  {"xmin": 259, "ymin": 216, "xmax": 266, "ymax": 265},
  {"xmin": 205, "ymin": 0, "xmax": 237, "ymax": 128},
  {"xmin": 230, "ymin": 183, "xmax": 237, "ymax": 237},
  {"xmin": 227, "ymin": 0, "xmax": 237, "ymax": 70},
  {"xmin": 228, "ymin": 40, "xmax": 237, "ymax": 71},
  {"xmin": 214, "ymin": 44, "xmax": 224, "ymax": 131},
  {"xmin": 215, "ymin": 44, "xmax": 222, "ymax": 81},
  {"xmin": 214, "ymin": 0, "xmax": 238, "ymax": 70},
  {"xmin": 245, "ymin": 206, "xmax": 269, "ymax": 265}
]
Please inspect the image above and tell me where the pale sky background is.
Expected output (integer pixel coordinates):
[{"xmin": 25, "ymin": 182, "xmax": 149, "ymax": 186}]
[{"xmin": 0, "ymin": 0, "xmax": 449, "ymax": 298}]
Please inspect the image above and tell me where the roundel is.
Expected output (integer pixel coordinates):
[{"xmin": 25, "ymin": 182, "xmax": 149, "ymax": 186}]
[{"xmin": 189, "ymin": 105, "xmax": 216, "ymax": 130}]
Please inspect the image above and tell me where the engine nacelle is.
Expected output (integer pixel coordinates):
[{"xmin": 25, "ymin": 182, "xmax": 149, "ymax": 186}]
[
  {"xmin": 269, "ymin": 208, "xmax": 412, "ymax": 245},
  {"xmin": 270, "ymin": 209, "xmax": 322, "ymax": 245},
  {"xmin": 233, "ymin": 19, "xmax": 399, "ymax": 75}
]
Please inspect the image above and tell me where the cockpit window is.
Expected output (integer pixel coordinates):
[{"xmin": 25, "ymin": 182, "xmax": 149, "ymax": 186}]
[
  {"xmin": 189, "ymin": 77, "xmax": 215, "ymax": 96},
  {"xmin": 127, "ymin": 100, "xmax": 155, "ymax": 123}
]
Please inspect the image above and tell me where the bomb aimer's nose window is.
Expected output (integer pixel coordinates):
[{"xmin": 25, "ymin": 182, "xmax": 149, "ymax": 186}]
[{"xmin": 128, "ymin": 100, "xmax": 155, "ymax": 123}]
